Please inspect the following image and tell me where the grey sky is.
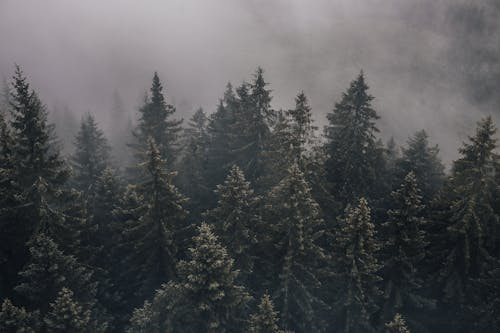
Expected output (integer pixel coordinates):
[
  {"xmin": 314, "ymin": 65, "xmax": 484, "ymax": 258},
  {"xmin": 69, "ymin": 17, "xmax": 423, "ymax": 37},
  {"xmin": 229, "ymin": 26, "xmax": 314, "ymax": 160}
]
[{"xmin": 1, "ymin": 0, "xmax": 498, "ymax": 163}]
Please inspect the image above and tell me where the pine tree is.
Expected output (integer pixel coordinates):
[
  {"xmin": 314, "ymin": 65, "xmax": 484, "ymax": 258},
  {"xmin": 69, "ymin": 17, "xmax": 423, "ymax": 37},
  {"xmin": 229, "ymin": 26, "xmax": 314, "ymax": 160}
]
[
  {"xmin": 381, "ymin": 172, "xmax": 434, "ymax": 329},
  {"xmin": 324, "ymin": 72, "xmax": 384, "ymax": 206},
  {"xmin": 178, "ymin": 108, "xmax": 209, "ymax": 219},
  {"xmin": 71, "ymin": 113, "xmax": 111, "ymax": 194},
  {"xmin": 287, "ymin": 91, "xmax": 317, "ymax": 165},
  {"xmin": 0, "ymin": 299, "xmax": 40, "ymax": 333},
  {"xmin": 331, "ymin": 198, "xmax": 381, "ymax": 333},
  {"xmin": 232, "ymin": 68, "xmax": 274, "ymax": 185},
  {"xmin": 131, "ymin": 72, "xmax": 182, "ymax": 168},
  {"xmin": 385, "ymin": 313, "xmax": 411, "ymax": 333},
  {"xmin": 394, "ymin": 130, "xmax": 444, "ymax": 203},
  {"xmin": 174, "ymin": 223, "xmax": 251, "ymax": 332},
  {"xmin": 14, "ymin": 233, "xmax": 97, "ymax": 314},
  {"xmin": 436, "ymin": 116, "xmax": 498, "ymax": 303},
  {"xmin": 128, "ymin": 223, "xmax": 250, "ymax": 333},
  {"xmin": 204, "ymin": 83, "xmax": 238, "ymax": 191},
  {"xmin": 205, "ymin": 165, "xmax": 261, "ymax": 282},
  {"xmin": 120, "ymin": 140, "xmax": 188, "ymax": 304},
  {"xmin": 44, "ymin": 288, "xmax": 92, "ymax": 333},
  {"xmin": 264, "ymin": 164, "xmax": 327, "ymax": 332},
  {"xmin": 248, "ymin": 294, "xmax": 288, "ymax": 333},
  {"xmin": 9, "ymin": 65, "xmax": 68, "ymax": 190}
]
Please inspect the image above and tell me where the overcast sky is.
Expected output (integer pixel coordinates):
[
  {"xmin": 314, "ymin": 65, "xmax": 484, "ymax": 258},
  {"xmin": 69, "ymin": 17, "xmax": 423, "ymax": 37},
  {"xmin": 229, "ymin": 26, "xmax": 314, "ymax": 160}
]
[{"xmin": 1, "ymin": 0, "xmax": 498, "ymax": 163}]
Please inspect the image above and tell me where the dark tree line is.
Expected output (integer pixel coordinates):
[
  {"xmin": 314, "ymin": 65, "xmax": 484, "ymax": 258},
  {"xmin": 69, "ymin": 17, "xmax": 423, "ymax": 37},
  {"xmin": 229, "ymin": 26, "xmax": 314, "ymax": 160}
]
[{"xmin": 0, "ymin": 65, "xmax": 498, "ymax": 333}]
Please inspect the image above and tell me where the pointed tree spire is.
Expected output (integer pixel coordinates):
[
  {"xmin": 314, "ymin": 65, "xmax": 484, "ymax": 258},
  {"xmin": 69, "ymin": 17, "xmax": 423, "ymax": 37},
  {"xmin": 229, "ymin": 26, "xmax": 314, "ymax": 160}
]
[
  {"xmin": 331, "ymin": 197, "xmax": 381, "ymax": 333},
  {"xmin": 44, "ymin": 288, "xmax": 92, "ymax": 333},
  {"xmin": 0, "ymin": 299, "xmax": 40, "ymax": 333},
  {"xmin": 72, "ymin": 113, "xmax": 111, "ymax": 194},
  {"xmin": 324, "ymin": 71, "xmax": 384, "ymax": 205},
  {"xmin": 205, "ymin": 165, "xmax": 261, "ymax": 282},
  {"xmin": 248, "ymin": 294, "xmax": 288, "ymax": 333}
]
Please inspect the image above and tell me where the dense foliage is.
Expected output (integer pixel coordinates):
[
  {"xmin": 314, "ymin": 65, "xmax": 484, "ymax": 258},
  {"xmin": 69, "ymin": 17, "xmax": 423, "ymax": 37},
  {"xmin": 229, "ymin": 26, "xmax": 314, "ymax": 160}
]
[{"xmin": 0, "ymin": 66, "xmax": 498, "ymax": 332}]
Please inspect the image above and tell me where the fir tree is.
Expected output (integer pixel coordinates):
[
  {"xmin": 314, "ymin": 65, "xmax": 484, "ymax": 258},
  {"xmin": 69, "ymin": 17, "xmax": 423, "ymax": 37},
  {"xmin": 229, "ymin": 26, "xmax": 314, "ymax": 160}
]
[
  {"xmin": 132, "ymin": 72, "xmax": 182, "ymax": 168},
  {"xmin": 205, "ymin": 165, "xmax": 261, "ymax": 282},
  {"xmin": 71, "ymin": 113, "xmax": 111, "ymax": 194},
  {"xmin": 395, "ymin": 130, "xmax": 444, "ymax": 203},
  {"xmin": 287, "ymin": 91, "xmax": 317, "ymax": 165},
  {"xmin": 0, "ymin": 299, "xmax": 40, "ymax": 333},
  {"xmin": 385, "ymin": 313, "xmax": 410, "ymax": 333},
  {"xmin": 324, "ymin": 72, "xmax": 384, "ymax": 206},
  {"xmin": 128, "ymin": 223, "xmax": 250, "ymax": 333},
  {"xmin": 436, "ymin": 116, "xmax": 498, "ymax": 303},
  {"xmin": 248, "ymin": 294, "xmax": 288, "ymax": 333},
  {"xmin": 265, "ymin": 164, "xmax": 327, "ymax": 332},
  {"xmin": 120, "ymin": 140, "xmax": 188, "ymax": 304},
  {"xmin": 44, "ymin": 288, "xmax": 92, "ymax": 333},
  {"xmin": 14, "ymin": 233, "xmax": 97, "ymax": 314},
  {"xmin": 381, "ymin": 172, "xmax": 434, "ymax": 329},
  {"xmin": 178, "ymin": 108, "xmax": 209, "ymax": 219},
  {"xmin": 331, "ymin": 198, "xmax": 381, "ymax": 333},
  {"xmin": 9, "ymin": 65, "xmax": 68, "ymax": 190},
  {"xmin": 204, "ymin": 83, "xmax": 238, "ymax": 191},
  {"xmin": 232, "ymin": 68, "xmax": 274, "ymax": 185}
]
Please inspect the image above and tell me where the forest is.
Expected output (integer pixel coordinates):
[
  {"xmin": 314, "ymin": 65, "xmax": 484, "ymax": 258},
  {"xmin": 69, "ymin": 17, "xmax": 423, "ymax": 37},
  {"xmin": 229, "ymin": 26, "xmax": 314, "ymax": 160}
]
[{"xmin": 0, "ymin": 62, "xmax": 498, "ymax": 333}]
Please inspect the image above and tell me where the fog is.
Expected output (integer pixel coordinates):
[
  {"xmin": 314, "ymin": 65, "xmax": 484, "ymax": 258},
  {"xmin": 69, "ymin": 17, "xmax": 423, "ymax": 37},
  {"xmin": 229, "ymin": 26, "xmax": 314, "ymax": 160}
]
[{"xmin": 1, "ymin": 0, "xmax": 499, "ymax": 163}]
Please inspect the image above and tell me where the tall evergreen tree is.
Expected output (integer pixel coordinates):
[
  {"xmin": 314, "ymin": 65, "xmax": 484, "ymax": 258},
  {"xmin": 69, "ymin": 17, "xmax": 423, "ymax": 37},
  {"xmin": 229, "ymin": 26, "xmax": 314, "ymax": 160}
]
[
  {"xmin": 14, "ymin": 233, "xmax": 97, "ymax": 314},
  {"xmin": 331, "ymin": 198, "xmax": 381, "ymax": 333},
  {"xmin": 248, "ymin": 294, "xmax": 288, "ymax": 333},
  {"xmin": 232, "ymin": 68, "xmax": 274, "ymax": 185},
  {"xmin": 44, "ymin": 288, "xmax": 92, "ymax": 333},
  {"xmin": 395, "ymin": 130, "xmax": 444, "ymax": 203},
  {"xmin": 120, "ymin": 140, "xmax": 188, "ymax": 305},
  {"xmin": 9, "ymin": 65, "xmax": 68, "ymax": 190},
  {"xmin": 287, "ymin": 91, "xmax": 317, "ymax": 165},
  {"xmin": 71, "ymin": 113, "xmax": 111, "ymax": 194},
  {"xmin": 178, "ymin": 108, "xmax": 209, "ymax": 219},
  {"xmin": 0, "ymin": 299, "xmax": 40, "ymax": 333},
  {"xmin": 324, "ymin": 72, "xmax": 384, "ymax": 206},
  {"xmin": 128, "ymin": 223, "xmax": 250, "ymax": 333},
  {"xmin": 204, "ymin": 83, "xmax": 238, "ymax": 191},
  {"xmin": 381, "ymin": 172, "xmax": 434, "ymax": 330},
  {"xmin": 131, "ymin": 72, "xmax": 182, "ymax": 169},
  {"xmin": 264, "ymin": 164, "xmax": 327, "ymax": 332},
  {"xmin": 436, "ymin": 116, "xmax": 498, "ymax": 303},
  {"xmin": 204, "ymin": 165, "xmax": 261, "ymax": 282}
]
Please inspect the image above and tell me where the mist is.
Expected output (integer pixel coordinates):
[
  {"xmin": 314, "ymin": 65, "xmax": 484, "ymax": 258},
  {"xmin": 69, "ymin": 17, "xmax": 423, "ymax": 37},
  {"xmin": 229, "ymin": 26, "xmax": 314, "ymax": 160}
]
[{"xmin": 1, "ymin": 0, "xmax": 499, "ymax": 163}]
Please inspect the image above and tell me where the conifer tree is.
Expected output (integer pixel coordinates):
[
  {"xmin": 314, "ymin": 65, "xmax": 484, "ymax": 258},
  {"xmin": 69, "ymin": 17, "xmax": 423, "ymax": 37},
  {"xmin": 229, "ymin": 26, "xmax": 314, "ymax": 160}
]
[
  {"xmin": 436, "ymin": 116, "xmax": 499, "ymax": 304},
  {"xmin": 175, "ymin": 223, "xmax": 250, "ymax": 332},
  {"xmin": 204, "ymin": 83, "xmax": 238, "ymax": 191},
  {"xmin": 14, "ymin": 233, "xmax": 97, "ymax": 314},
  {"xmin": 72, "ymin": 113, "xmax": 111, "ymax": 194},
  {"xmin": 132, "ymin": 72, "xmax": 182, "ymax": 168},
  {"xmin": 44, "ymin": 288, "xmax": 92, "ymax": 333},
  {"xmin": 205, "ymin": 165, "xmax": 261, "ymax": 282},
  {"xmin": 395, "ymin": 130, "xmax": 444, "ymax": 203},
  {"xmin": 128, "ymin": 223, "xmax": 250, "ymax": 333},
  {"xmin": 248, "ymin": 294, "xmax": 288, "ymax": 333},
  {"xmin": 331, "ymin": 198, "xmax": 381, "ymax": 333},
  {"xmin": 0, "ymin": 299, "xmax": 40, "ymax": 333},
  {"xmin": 120, "ymin": 139, "xmax": 188, "ymax": 304},
  {"xmin": 9, "ymin": 65, "xmax": 68, "ymax": 190},
  {"xmin": 324, "ymin": 72, "xmax": 384, "ymax": 206},
  {"xmin": 178, "ymin": 108, "xmax": 209, "ymax": 218},
  {"xmin": 265, "ymin": 164, "xmax": 327, "ymax": 332},
  {"xmin": 385, "ymin": 313, "xmax": 410, "ymax": 333},
  {"xmin": 287, "ymin": 91, "xmax": 317, "ymax": 165},
  {"xmin": 232, "ymin": 68, "xmax": 274, "ymax": 185},
  {"xmin": 381, "ymin": 172, "xmax": 434, "ymax": 329}
]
